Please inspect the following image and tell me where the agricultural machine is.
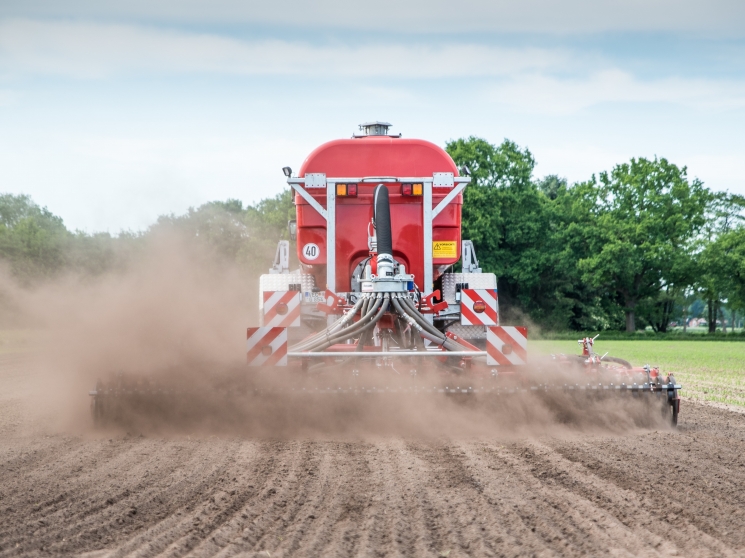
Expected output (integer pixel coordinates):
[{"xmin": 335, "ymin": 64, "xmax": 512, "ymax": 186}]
[
  {"xmin": 250, "ymin": 121, "xmax": 523, "ymax": 377},
  {"xmin": 90, "ymin": 122, "xmax": 682, "ymax": 426}
]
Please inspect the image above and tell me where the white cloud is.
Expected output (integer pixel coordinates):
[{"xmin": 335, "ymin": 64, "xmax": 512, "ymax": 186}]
[
  {"xmin": 0, "ymin": 19, "xmax": 569, "ymax": 79},
  {"xmin": 489, "ymin": 70, "xmax": 745, "ymax": 114},
  {"xmin": 3, "ymin": 0, "xmax": 744, "ymax": 35}
]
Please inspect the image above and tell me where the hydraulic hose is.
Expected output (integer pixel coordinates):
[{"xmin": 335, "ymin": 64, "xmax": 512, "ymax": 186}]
[
  {"xmin": 314, "ymin": 297, "xmax": 383, "ymax": 347},
  {"xmin": 399, "ymin": 296, "xmax": 469, "ymax": 352},
  {"xmin": 374, "ymin": 185, "xmax": 393, "ymax": 259},
  {"xmin": 306, "ymin": 297, "xmax": 389, "ymax": 353},
  {"xmin": 291, "ymin": 301, "xmax": 373, "ymax": 352},
  {"xmin": 373, "ymin": 185, "xmax": 396, "ymax": 280},
  {"xmin": 289, "ymin": 297, "xmax": 366, "ymax": 352},
  {"xmin": 300, "ymin": 295, "xmax": 388, "ymax": 352},
  {"xmin": 390, "ymin": 296, "xmax": 443, "ymax": 346}
]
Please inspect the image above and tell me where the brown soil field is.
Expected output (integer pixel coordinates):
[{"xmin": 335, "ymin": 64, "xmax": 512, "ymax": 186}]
[{"xmin": 2, "ymin": 353, "xmax": 745, "ymax": 557}]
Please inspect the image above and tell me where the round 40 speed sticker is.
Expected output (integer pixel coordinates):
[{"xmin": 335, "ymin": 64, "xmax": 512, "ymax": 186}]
[{"xmin": 302, "ymin": 243, "xmax": 320, "ymax": 260}]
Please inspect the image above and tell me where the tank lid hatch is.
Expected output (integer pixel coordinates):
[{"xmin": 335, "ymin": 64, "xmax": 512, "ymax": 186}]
[{"xmin": 355, "ymin": 121, "xmax": 399, "ymax": 137}]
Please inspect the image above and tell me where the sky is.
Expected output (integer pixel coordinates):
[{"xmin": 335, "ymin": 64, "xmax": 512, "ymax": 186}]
[{"xmin": 1, "ymin": 1, "xmax": 744, "ymax": 232}]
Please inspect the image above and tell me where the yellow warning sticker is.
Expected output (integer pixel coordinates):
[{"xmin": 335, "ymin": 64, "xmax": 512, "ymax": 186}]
[{"xmin": 433, "ymin": 241, "xmax": 457, "ymax": 258}]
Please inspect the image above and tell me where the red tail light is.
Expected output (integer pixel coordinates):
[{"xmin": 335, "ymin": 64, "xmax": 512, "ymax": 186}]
[
  {"xmin": 336, "ymin": 183, "xmax": 357, "ymax": 197},
  {"xmin": 401, "ymin": 183, "xmax": 423, "ymax": 196}
]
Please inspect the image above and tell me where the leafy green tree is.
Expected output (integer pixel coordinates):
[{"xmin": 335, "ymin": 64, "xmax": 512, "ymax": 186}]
[
  {"xmin": 153, "ymin": 190, "xmax": 296, "ymax": 269},
  {"xmin": 446, "ymin": 138, "xmax": 548, "ymax": 318},
  {"xmin": 697, "ymin": 192, "xmax": 745, "ymax": 332},
  {"xmin": 536, "ymin": 175, "xmax": 566, "ymax": 201},
  {"xmin": 699, "ymin": 225, "xmax": 745, "ymax": 331},
  {"xmin": 0, "ymin": 194, "xmax": 70, "ymax": 282},
  {"xmin": 577, "ymin": 158, "xmax": 709, "ymax": 332},
  {"xmin": 548, "ymin": 179, "xmax": 627, "ymax": 331}
]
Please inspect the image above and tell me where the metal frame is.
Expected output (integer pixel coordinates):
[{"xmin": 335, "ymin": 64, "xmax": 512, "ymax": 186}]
[
  {"xmin": 423, "ymin": 179, "xmax": 433, "ymax": 295},
  {"xmin": 433, "ymin": 181, "xmax": 468, "ymax": 218},
  {"xmin": 287, "ymin": 175, "xmax": 471, "ymax": 296},
  {"xmin": 326, "ymin": 179, "xmax": 336, "ymax": 292},
  {"xmin": 288, "ymin": 350, "xmax": 487, "ymax": 358},
  {"xmin": 461, "ymin": 240, "xmax": 481, "ymax": 273},
  {"xmin": 269, "ymin": 240, "xmax": 290, "ymax": 274}
]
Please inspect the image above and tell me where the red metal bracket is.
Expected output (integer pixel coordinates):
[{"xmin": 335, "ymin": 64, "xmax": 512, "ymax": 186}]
[
  {"xmin": 316, "ymin": 290, "xmax": 346, "ymax": 315},
  {"xmin": 445, "ymin": 331, "xmax": 480, "ymax": 352},
  {"xmin": 420, "ymin": 290, "xmax": 449, "ymax": 314}
]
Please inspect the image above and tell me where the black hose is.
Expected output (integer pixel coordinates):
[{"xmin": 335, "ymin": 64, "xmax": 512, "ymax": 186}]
[
  {"xmin": 374, "ymin": 185, "xmax": 393, "ymax": 258},
  {"xmin": 310, "ymin": 297, "xmax": 389, "ymax": 352},
  {"xmin": 399, "ymin": 297, "xmax": 468, "ymax": 352},
  {"xmin": 400, "ymin": 297, "xmax": 444, "ymax": 338},
  {"xmin": 304, "ymin": 296, "xmax": 388, "ymax": 352},
  {"xmin": 391, "ymin": 296, "xmax": 444, "ymax": 346},
  {"xmin": 299, "ymin": 298, "xmax": 380, "ymax": 352},
  {"xmin": 289, "ymin": 297, "xmax": 365, "ymax": 352}
]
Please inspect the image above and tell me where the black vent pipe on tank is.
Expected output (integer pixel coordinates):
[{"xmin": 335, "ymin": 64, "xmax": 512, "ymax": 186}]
[{"xmin": 373, "ymin": 184, "xmax": 395, "ymax": 277}]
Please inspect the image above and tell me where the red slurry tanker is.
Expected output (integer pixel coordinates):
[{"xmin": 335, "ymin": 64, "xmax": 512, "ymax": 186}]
[
  {"xmin": 90, "ymin": 123, "xmax": 681, "ymax": 426},
  {"xmin": 249, "ymin": 122, "xmax": 681, "ymax": 424},
  {"xmin": 253, "ymin": 122, "xmax": 525, "ymax": 372}
]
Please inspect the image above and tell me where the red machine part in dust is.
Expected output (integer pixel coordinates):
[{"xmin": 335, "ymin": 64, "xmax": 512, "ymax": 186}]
[
  {"xmin": 246, "ymin": 327, "xmax": 288, "ymax": 367},
  {"xmin": 486, "ymin": 326, "xmax": 528, "ymax": 366},
  {"xmin": 262, "ymin": 291, "xmax": 301, "ymax": 327},
  {"xmin": 460, "ymin": 289, "xmax": 498, "ymax": 326}
]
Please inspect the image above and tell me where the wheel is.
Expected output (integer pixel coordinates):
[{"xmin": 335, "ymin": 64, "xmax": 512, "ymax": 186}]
[{"xmin": 662, "ymin": 398, "xmax": 679, "ymax": 427}]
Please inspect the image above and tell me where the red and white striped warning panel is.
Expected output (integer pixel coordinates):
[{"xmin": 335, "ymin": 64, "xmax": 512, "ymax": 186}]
[
  {"xmin": 460, "ymin": 289, "xmax": 499, "ymax": 326},
  {"xmin": 262, "ymin": 291, "xmax": 301, "ymax": 327},
  {"xmin": 246, "ymin": 327, "xmax": 287, "ymax": 367},
  {"xmin": 486, "ymin": 326, "xmax": 528, "ymax": 366}
]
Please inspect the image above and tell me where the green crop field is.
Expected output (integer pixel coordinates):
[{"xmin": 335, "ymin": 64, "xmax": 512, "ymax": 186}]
[{"xmin": 533, "ymin": 340, "xmax": 745, "ymax": 407}]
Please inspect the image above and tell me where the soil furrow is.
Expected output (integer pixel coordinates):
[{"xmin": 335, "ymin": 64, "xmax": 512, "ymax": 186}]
[{"xmin": 2, "ymin": 351, "xmax": 745, "ymax": 558}]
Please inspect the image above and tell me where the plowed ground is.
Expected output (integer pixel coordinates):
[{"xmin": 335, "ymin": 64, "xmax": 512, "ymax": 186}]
[{"xmin": 2, "ymin": 354, "xmax": 745, "ymax": 557}]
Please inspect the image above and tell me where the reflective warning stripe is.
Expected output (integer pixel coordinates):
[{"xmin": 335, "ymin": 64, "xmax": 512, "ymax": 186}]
[
  {"xmin": 486, "ymin": 326, "xmax": 528, "ymax": 366},
  {"xmin": 246, "ymin": 327, "xmax": 287, "ymax": 367},
  {"xmin": 262, "ymin": 291, "xmax": 301, "ymax": 327},
  {"xmin": 460, "ymin": 289, "xmax": 498, "ymax": 326}
]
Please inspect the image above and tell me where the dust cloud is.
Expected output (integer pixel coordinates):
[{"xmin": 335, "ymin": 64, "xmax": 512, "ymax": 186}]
[{"xmin": 1, "ymin": 231, "xmax": 669, "ymax": 440}]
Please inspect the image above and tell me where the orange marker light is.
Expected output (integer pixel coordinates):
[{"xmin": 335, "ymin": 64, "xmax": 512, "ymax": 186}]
[
  {"xmin": 412, "ymin": 183, "xmax": 423, "ymax": 196},
  {"xmin": 336, "ymin": 183, "xmax": 347, "ymax": 196}
]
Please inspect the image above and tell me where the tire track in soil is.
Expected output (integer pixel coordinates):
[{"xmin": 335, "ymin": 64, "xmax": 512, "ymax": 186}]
[
  {"xmin": 105, "ymin": 440, "xmax": 267, "ymax": 558},
  {"xmin": 481, "ymin": 441, "xmax": 689, "ymax": 556},
  {"xmin": 510, "ymin": 439, "xmax": 737, "ymax": 557},
  {"xmin": 1, "ymin": 438, "xmax": 246, "ymax": 556},
  {"xmin": 187, "ymin": 440, "xmax": 316, "ymax": 557},
  {"xmin": 410, "ymin": 440, "xmax": 582, "ymax": 557},
  {"xmin": 405, "ymin": 441, "xmax": 501, "ymax": 557},
  {"xmin": 365, "ymin": 440, "xmax": 435, "ymax": 557},
  {"xmin": 544, "ymin": 404, "xmax": 745, "ymax": 554},
  {"xmin": 273, "ymin": 441, "xmax": 373, "ymax": 558},
  {"xmin": 2, "ymin": 396, "xmax": 745, "ymax": 556},
  {"xmin": 1, "ymin": 438, "xmax": 185, "ymax": 543}
]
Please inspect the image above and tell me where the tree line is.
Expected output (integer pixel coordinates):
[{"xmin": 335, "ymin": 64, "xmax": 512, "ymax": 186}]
[
  {"xmin": 1, "ymin": 137, "xmax": 743, "ymax": 333},
  {"xmin": 446, "ymin": 137, "xmax": 745, "ymax": 332},
  {"xmin": 0, "ymin": 191, "xmax": 295, "ymax": 284}
]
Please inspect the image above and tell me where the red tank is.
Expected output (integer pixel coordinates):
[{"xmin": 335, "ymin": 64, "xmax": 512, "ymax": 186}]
[{"xmin": 294, "ymin": 134, "xmax": 463, "ymax": 293}]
